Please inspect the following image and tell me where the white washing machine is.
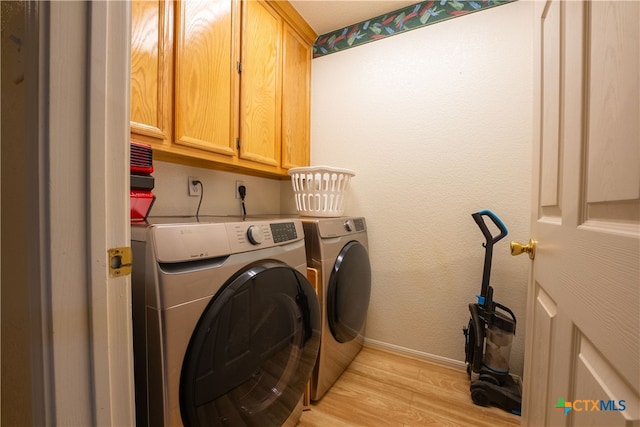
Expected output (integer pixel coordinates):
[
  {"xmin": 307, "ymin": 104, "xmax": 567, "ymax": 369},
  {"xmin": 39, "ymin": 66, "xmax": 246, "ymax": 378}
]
[
  {"xmin": 131, "ymin": 216, "xmax": 320, "ymax": 426},
  {"xmin": 301, "ymin": 217, "xmax": 371, "ymax": 401}
]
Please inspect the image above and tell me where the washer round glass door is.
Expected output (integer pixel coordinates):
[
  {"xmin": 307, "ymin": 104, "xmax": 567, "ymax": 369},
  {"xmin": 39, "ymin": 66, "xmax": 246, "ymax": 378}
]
[
  {"xmin": 327, "ymin": 241, "xmax": 372, "ymax": 343},
  {"xmin": 180, "ymin": 261, "xmax": 320, "ymax": 427}
]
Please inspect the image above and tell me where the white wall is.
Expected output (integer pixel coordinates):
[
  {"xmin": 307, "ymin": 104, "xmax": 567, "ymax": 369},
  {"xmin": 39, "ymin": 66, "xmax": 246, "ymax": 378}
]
[
  {"xmin": 150, "ymin": 161, "xmax": 283, "ymax": 217},
  {"xmin": 307, "ymin": 1, "xmax": 533, "ymax": 375}
]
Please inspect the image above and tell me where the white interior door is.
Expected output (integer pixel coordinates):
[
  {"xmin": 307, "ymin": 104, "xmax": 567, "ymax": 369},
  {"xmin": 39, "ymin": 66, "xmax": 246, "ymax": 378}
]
[{"xmin": 523, "ymin": 1, "xmax": 640, "ymax": 426}]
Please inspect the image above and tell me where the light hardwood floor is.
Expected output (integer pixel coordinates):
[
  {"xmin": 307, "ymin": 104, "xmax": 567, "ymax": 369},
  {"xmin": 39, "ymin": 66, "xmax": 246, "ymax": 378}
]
[{"xmin": 297, "ymin": 346, "xmax": 521, "ymax": 427}]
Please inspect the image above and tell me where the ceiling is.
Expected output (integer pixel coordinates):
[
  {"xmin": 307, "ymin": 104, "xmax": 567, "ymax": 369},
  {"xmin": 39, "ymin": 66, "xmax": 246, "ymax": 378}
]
[{"xmin": 289, "ymin": 0, "xmax": 419, "ymax": 36}]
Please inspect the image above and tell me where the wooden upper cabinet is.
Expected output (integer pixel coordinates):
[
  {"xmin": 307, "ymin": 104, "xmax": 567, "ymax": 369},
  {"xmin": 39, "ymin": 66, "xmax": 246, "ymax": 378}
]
[
  {"xmin": 130, "ymin": 0, "xmax": 173, "ymax": 145},
  {"xmin": 239, "ymin": 0, "xmax": 282, "ymax": 168},
  {"xmin": 129, "ymin": 0, "xmax": 315, "ymax": 177},
  {"xmin": 281, "ymin": 24, "xmax": 311, "ymax": 169},
  {"xmin": 174, "ymin": 0, "xmax": 238, "ymax": 156},
  {"xmin": 239, "ymin": 0, "xmax": 314, "ymax": 172}
]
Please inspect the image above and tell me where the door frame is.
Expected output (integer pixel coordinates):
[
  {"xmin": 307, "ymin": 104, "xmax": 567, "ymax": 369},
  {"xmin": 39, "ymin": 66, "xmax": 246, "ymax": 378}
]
[{"xmin": 1, "ymin": 1, "xmax": 134, "ymax": 425}]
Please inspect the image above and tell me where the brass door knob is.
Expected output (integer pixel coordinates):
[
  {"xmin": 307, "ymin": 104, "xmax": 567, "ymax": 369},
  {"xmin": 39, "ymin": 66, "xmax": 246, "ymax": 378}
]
[{"xmin": 510, "ymin": 239, "xmax": 536, "ymax": 260}]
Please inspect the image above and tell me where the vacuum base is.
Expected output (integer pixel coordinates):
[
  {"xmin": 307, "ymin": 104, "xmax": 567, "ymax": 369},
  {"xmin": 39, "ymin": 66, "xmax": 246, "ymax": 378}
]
[{"xmin": 470, "ymin": 373, "xmax": 521, "ymax": 416}]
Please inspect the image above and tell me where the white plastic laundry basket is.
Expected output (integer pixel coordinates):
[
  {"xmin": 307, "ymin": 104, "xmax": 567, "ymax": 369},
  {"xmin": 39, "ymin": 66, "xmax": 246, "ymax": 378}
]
[{"xmin": 288, "ymin": 166, "xmax": 355, "ymax": 217}]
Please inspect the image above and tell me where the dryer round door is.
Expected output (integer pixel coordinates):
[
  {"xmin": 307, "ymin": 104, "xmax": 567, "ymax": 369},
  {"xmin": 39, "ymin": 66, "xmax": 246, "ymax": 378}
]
[
  {"xmin": 327, "ymin": 241, "xmax": 372, "ymax": 343},
  {"xmin": 180, "ymin": 260, "xmax": 320, "ymax": 427}
]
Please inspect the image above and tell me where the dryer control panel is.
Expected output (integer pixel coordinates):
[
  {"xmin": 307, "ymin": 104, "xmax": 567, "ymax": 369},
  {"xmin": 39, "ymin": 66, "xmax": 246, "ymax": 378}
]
[
  {"xmin": 316, "ymin": 217, "xmax": 367, "ymax": 238},
  {"xmin": 344, "ymin": 218, "xmax": 366, "ymax": 232}
]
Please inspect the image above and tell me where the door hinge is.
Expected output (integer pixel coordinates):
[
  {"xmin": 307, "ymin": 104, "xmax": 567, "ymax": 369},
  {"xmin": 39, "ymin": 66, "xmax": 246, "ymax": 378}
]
[
  {"xmin": 108, "ymin": 246, "xmax": 133, "ymax": 278},
  {"xmin": 236, "ymin": 137, "xmax": 240, "ymax": 150},
  {"xmin": 236, "ymin": 61, "xmax": 242, "ymax": 73}
]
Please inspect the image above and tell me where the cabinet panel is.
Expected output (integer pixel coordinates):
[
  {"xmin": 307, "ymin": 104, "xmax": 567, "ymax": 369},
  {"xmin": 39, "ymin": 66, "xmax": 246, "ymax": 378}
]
[
  {"xmin": 130, "ymin": 0, "xmax": 172, "ymax": 144},
  {"xmin": 281, "ymin": 25, "xmax": 311, "ymax": 169},
  {"xmin": 239, "ymin": 0, "xmax": 281, "ymax": 167},
  {"xmin": 175, "ymin": 0, "xmax": 237, "ymax": 156},
  {"xmin": 130, "ymin": 0, "xmax": 313, "ymax": 177}
]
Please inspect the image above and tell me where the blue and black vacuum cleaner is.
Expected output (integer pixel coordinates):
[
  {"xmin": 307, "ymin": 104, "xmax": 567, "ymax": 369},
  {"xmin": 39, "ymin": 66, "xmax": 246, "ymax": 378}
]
[{"xmin": 463, "ymin": 210, "xmax": 522, "ymax": 415}]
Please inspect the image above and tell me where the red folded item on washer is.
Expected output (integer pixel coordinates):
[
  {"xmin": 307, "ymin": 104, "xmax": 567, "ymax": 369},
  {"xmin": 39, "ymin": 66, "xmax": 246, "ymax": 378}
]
[{"xmin": 131, "ymin": 190, "xmax": 155, "ymax": 221}]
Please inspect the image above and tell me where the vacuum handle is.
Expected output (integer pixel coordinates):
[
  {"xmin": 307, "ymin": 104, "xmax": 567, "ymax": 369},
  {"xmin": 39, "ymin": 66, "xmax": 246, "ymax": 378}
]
[
  {"xmin": 472, "ymin": 210, "xmax": 508, "ymax": 245},
  {"xmin": 493, "ymin": 301, "xmax": 517, "ymax": 335}
]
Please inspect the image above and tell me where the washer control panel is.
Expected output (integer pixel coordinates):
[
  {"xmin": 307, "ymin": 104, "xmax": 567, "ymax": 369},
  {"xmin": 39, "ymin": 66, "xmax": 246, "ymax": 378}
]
[
  {"xmin": 246, "ymin": 225, "xmax": 266, "ymax": 245},
  {"xmin": 142, "ymin": 217, "xmax": 304, "ymax": 262},
  {"xmin": 228, "ymin": 220, "xmax": 302, "ymax": 252},
  {"xmin": 270, "ymin": 222, "xmax": 298, "ymax": 243}
]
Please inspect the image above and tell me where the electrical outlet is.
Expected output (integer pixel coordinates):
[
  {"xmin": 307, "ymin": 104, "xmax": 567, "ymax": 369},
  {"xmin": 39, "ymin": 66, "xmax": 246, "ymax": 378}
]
[
  {"xmin": 188, "ymin": 176, "xmax": 201, "ymax": 197},
  {"xmin": 235, "ymin": 180, "xmax": 245, "ymax": 199}
]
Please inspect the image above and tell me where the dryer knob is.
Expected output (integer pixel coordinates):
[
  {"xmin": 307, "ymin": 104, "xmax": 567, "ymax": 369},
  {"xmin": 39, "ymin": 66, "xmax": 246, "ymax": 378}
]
[
  {"xmin": 344, "ymin": 219, "xmax": 355, "ymax": 232},
  {"xmin": 246, "ymin": 225, "xmax": 265, "ymax": 245}
]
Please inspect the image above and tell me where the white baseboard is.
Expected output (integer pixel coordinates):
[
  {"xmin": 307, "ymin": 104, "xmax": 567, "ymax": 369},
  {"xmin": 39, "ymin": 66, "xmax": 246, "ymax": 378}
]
[
  {"xmin": 362, "ymin": 339, "xmax": 524, "ymax": 390},
  {"xmin": 363, "ymin": 338, "xmax": 467, "ymax": 370}
]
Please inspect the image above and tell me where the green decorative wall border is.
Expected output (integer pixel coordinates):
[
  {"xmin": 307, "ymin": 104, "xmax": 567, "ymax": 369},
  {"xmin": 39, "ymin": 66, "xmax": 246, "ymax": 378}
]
[{"xmin": 313, "ymin": 0, "xmax": 516, "ymax": 58}]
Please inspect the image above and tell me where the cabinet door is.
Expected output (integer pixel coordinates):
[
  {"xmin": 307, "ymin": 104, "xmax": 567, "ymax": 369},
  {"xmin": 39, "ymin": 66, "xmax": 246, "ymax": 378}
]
[
  {"xmin": 239, "ymin": 0, "xmax": 281, "ymax": 167},
  {"xmin": 130, "ymin": 0, "xmax": 173, "ymax": 145},
  {"xmin": 281, "ymin": 25, "xmax": 311, "ymax": 169},
  {"xmin": 175, "ymin": 0, "xmax": 238, "ymax": 156}
]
